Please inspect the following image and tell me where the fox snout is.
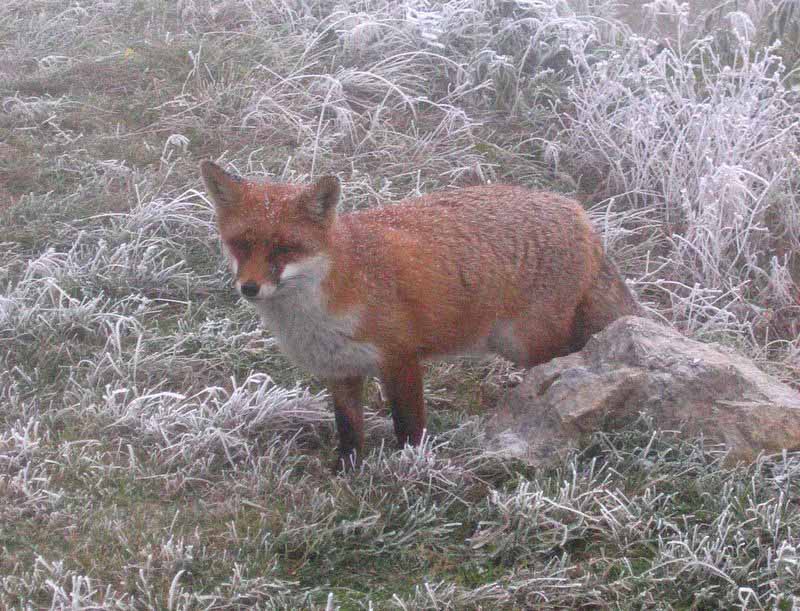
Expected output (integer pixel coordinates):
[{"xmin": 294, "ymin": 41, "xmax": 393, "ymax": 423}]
[
  {"xmin": 239, "ymin": 281, "xmax": 260, "ymax": 298},
  {"xmin": 235, "ymin": 278, "xmax": 276, "ymax": 300}
]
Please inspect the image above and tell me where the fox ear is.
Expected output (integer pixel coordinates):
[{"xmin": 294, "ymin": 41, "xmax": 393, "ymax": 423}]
[
  {"xmin": 200, "ymin": 160, "xmax": 244, "ymax": 209},
  {"xmin": 303, "ymin": 175, "xmax": 340, "ymax": 223}
]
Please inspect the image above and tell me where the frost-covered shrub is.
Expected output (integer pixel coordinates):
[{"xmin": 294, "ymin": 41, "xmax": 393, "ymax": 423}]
[
  {"xmin": 556, "ymin": 25, "xmax": 800, "ymax": 358},
  {"xmin": 235, "ymin": 0, "xmax": 625, "ymax": 195}
]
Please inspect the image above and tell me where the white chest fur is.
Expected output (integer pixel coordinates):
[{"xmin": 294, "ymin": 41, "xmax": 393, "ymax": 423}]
[{"xmin": 252, "ymin": 257, "xmax": 380, "ymax": 380}]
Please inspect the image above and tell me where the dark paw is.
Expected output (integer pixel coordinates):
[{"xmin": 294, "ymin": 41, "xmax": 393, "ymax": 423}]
[{"xmin": 332, "ymin": 449, "xmax": 360, "ymax": 474}]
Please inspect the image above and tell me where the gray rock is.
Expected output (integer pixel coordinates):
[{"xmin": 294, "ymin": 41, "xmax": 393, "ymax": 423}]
[{"xmin": 486, "ymin": 316, "xmax": 800, "ymax": 464}]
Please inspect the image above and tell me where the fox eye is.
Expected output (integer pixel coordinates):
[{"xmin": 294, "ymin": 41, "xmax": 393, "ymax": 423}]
[
  {"xmin": 269, "ymin": 244, "xmax": 297, "ymax": 258},
  {"xmin": 229, "ymin": 239, "xmax": 251, "ymax": 254}
]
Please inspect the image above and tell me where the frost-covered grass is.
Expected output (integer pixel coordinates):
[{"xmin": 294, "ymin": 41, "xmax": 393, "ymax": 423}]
[
  {"xmin": 559, "ymin": 4, "xmax": 800, "ymax": 379},
  {"xmin": 1, "ymin": 0, "xmax": 799, "ymax": 608}
]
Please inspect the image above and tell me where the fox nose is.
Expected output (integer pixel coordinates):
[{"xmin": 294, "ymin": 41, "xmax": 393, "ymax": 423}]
[{"xmin": 240, "ymin": 282, "xmax": 260, "ymax": 298}]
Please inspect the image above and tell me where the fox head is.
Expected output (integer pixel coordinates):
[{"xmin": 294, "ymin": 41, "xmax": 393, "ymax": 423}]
[{"xmin": 200, "ymin": 160, "xmax": 339, "ymax": 301}]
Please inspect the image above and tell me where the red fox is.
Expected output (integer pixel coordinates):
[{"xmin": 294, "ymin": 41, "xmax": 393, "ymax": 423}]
[{"xmin": 200, "ymin": 161, "xmax": 639, "ymax": 469}]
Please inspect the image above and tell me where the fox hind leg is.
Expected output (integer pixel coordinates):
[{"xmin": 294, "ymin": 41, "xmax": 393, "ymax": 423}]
[{"xmin": 497, "ymin": 314, "xmax": 577, "ymax": 368}]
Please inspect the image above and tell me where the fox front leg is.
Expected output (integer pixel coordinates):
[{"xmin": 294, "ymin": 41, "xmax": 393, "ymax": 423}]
[
  {"xmin": 380, "ymin": 357, "xmax": 426, "ymax": 448},
  {"xmin": 328, "ymin": 377, "xmax": 365, "ymax": 472}
]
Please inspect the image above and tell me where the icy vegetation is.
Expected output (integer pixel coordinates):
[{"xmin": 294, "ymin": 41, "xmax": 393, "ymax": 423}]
[{"xmin": 1, "ymin": 0, "xmax": 798, "ymax": 607}]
